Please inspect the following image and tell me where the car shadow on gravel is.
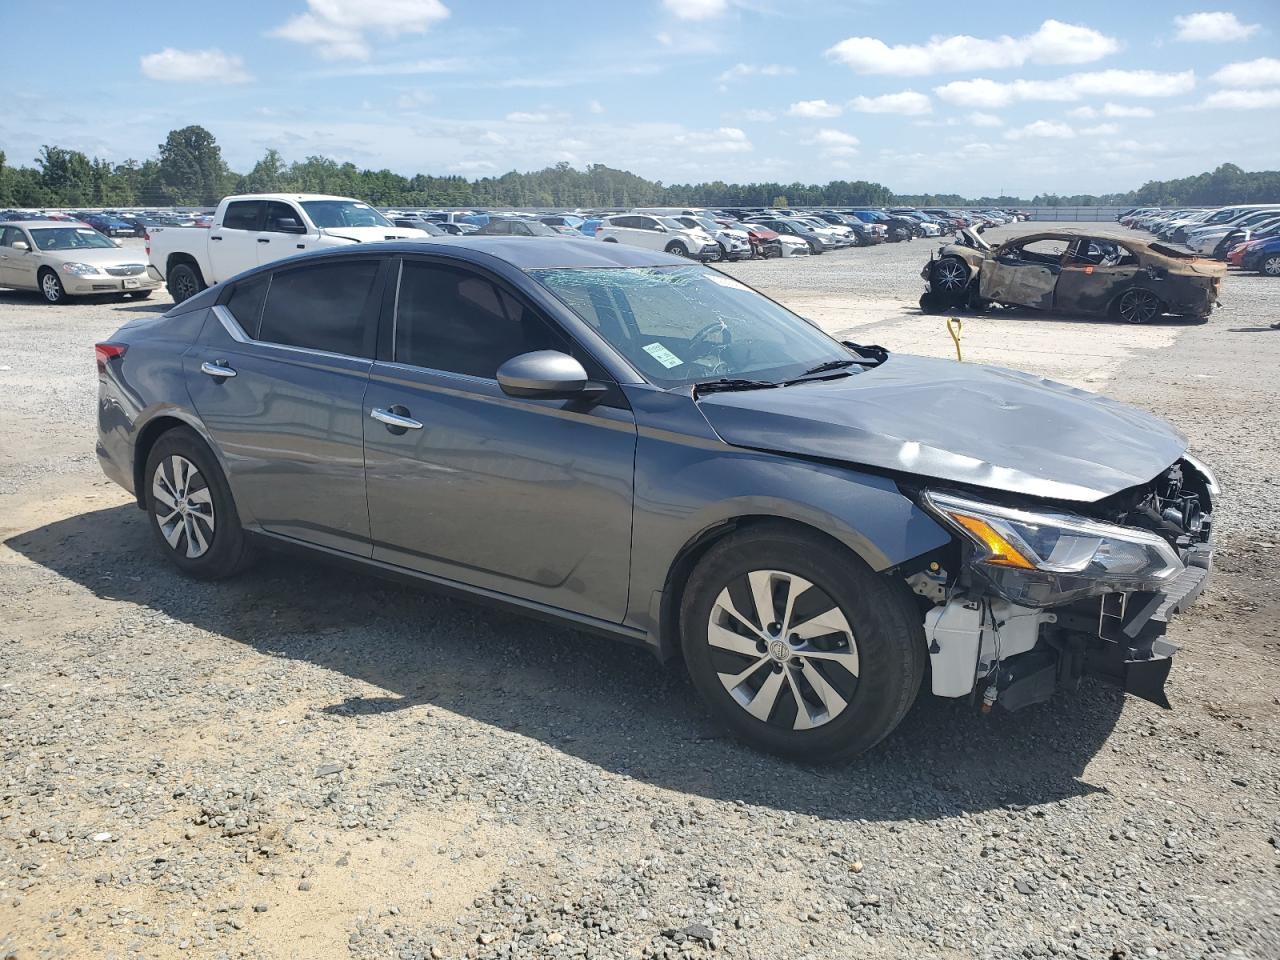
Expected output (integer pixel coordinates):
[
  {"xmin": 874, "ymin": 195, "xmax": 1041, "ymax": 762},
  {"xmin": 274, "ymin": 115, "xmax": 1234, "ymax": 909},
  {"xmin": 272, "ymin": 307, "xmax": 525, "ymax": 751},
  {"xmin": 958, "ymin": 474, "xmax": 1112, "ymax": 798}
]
[{"xmin": 8, "ymin": 503, "xmax": 1124, "ymax": 822}]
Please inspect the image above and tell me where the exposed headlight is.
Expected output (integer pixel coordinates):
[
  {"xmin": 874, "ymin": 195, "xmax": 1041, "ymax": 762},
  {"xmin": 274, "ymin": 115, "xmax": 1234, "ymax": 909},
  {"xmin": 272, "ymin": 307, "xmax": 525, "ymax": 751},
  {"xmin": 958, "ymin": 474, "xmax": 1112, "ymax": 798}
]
[
  {"xmin": 923, "ymin": 490, "xmax": 1183, "ymax": 606},
  {"xmin": 61, "ymin": 262, "xmax": 101, "ymax": 276}
]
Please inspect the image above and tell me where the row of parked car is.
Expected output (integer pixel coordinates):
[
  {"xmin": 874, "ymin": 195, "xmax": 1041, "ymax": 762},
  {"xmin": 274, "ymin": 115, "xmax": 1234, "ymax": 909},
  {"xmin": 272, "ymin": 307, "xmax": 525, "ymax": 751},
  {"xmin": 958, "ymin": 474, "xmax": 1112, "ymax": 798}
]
[
  {"xmin": 1117, "ymin": 204, "xmax": 1280, "ymax": 277},
  {"xmin": 382, "ymin": 206, "xmax": 1028, "ymax": 263},
  {"xmin": 0, "ymin": 209, "xmax": 209, "ymax": 238}
]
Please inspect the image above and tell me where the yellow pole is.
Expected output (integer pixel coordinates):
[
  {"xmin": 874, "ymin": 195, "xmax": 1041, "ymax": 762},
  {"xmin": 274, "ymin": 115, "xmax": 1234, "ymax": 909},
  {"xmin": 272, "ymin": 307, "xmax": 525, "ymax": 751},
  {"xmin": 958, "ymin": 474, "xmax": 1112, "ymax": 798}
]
[{"xmin": 946, "ymin": 316, "xmax": 963, "ymax": 362}]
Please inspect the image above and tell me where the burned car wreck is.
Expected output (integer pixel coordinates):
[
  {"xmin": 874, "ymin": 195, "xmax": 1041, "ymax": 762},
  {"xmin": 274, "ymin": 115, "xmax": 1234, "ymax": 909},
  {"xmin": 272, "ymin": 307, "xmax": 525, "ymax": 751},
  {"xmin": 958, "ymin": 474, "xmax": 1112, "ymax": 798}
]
[{"xmin": 920, "ymin": 228, "xmax": 1224, "ymax": 322}]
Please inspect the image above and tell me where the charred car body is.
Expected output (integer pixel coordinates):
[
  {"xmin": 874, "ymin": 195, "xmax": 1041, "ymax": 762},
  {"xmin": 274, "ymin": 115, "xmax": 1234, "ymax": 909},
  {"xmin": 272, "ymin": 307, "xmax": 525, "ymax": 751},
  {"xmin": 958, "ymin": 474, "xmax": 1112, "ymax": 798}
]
[{"xmin": 920, "ymin": 229, "xmax": 1224, "ymax": 323}]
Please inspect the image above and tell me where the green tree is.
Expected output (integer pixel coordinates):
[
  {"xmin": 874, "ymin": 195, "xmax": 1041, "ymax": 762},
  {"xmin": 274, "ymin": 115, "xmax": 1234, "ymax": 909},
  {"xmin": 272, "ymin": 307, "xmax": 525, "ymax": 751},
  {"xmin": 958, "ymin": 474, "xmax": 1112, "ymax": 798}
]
[
  {"xmin": 241, "ymin": 149, "xmax": 287, "ymax": 193},
  {"xmin": 156, "ymin": 125, "xmax": 228, "ymax": 205},
  {"xmin": 35, "ymin": 145, "xmax": 94, "ymax": 205}
]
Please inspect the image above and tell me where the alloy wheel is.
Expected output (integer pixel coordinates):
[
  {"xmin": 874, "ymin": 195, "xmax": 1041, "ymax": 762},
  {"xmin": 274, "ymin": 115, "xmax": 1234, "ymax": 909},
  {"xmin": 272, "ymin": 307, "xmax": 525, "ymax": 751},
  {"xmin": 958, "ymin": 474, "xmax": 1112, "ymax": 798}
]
[
  {"xmin": 1264, "ymin": 255, "xmax": 1280, "ymax": 277},
  {"xmin": 933, "ymin": 259, "xmax": 968, "ymax": 292},
  {"xmin": 152, "ymin": 455, "xmax": 216, "ymax": 559},
  {"xmin": 41, "ymin": 272, "xmax": 63, "ymax": 303},
  {"xmin": 707, "ymin": 569, "xmax": 859, "ymax": 731},
  {"xmin": 1117, "ymin": 288, "xmax": 1161, "ymax": 324},
  {"xmin": 172, "ymin": 269, "xmax": 198, "ymax": 301}
]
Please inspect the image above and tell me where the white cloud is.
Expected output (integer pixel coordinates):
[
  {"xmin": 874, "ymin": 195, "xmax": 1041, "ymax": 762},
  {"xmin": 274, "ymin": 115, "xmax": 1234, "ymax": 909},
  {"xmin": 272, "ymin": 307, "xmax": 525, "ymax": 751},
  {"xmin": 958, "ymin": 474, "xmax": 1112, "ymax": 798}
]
[
  {"xmin": 1211, "ymin": 57, "xmax": 1280, "ymax": 88},
  {"xmin": 809, "ymin": 128, "xmax": 860, "ymax": 156},
  {"xmin": 788, "ymin": 99, "xmax": 843, "ymax": 118},
  {"xmin": 1068, "ymin": 105, "xmax": 1097, "ymax": 118},
  {"xmin": 588, "ymin": 99, "xmax": 605, "ymax": 114},
  {"xmin": 849, "ymin": 90, "xmax": 932, "ymax": 115},
  {"xmin": 673, "ymin": 126, "xmax": 753, "ymax": 153},
  {"xmin": 140, "ymin": 48, "xmax": 252, "ymax": 84},
  {"xmin": 662, "ymin": 0, "xmax": 727, "ymax": 20},
  {"xmin": 1005, "ymin": 120, "xmax": 1076, "ymax": 140},
  {"xmin": 826, "ymin": 19, "xmax": 1118, "ymax": 76},
  {"xmin": 506, "ymin": 111, "xmax": 552, "ymax": 123},
  {"xmin": 1173, "ymin": 11, "xmax": 1260, "ymax": 43},
  {"xmin": 272, "ymin": 0, "xmax": 449, "ymax": 60},
  {"xmin": 317, "ymin": 57, "xmax": 468, "ymax": 77},
  {"xmin": 968, "ymin": 111, "xmax": 1003, "ymax": 127},
  {"xmin": 1102, "ymin": 102, "xmax": 1155, "ymax": 117},
  {"xmin": 935, "ymin": 69, "xmax": 1195, "ymax": 107},
  {"xmin": 717, "ymin": 62, "xmax": 795, "ymax": 83},
  {"xmin": 395, "ymin": 89, "xmax": 435, "ymax": 109},
  {"xmin": 1202, "ymin": 88, "xmax": 1280, "ymax": 109},
  {"xmin": 1080, "ymin": 122, "xmax": 1121, "ymax": 136}
]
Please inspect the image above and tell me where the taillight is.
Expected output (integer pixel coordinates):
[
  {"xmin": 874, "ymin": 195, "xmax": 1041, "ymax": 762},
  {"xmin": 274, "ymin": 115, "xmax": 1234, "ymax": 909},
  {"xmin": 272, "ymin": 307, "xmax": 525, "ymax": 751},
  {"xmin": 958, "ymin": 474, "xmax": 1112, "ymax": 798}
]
[{"xmin": 95, "ymin": 342, "xmax": 126, "ymax": 374}]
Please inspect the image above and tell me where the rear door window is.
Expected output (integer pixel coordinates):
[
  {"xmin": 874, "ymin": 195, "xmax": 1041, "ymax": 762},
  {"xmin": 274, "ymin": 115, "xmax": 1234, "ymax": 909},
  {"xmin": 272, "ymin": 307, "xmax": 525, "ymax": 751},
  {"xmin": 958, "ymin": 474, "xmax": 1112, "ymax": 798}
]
[
  {"xmin": 221, "ymin": 201, "xmax": 263, "ymax": 231},
  {"xmin": 225, "ymin": 275, "xmax": 269, "ymax": 334},
  {"xmin": 257, "ymin": 259, "xmax": 381, "ymax": 357}
]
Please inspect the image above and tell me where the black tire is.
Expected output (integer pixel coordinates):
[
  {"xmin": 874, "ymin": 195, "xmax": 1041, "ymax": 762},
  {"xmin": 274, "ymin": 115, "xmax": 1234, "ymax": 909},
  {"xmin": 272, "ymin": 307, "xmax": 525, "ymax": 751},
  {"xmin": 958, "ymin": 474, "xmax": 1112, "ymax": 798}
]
[
  {"xmin": 664, "ymin": 241, "xmax": 690, "ymax": 257},
  {"xmin": 144, "ymin": 427, "xmax": 252, "ymax": 580},
  {"xmin": 919, "ymin": 290, "xmax": 947, "ymax": 314},
  {"xmin": 680, "ymin": 523, "xmax": 925, "ymax": 762},
  {"xmin": 602, "ymin": 237, "xmax": 619, "ymax": 243},
  {"xmin": 930, "ymin": 256, "xmax": 971, "ymax": 306},
  {"xmin": 1110, "ymin": 287, "xmax": 1163, "ymax": 324},
  {"xmin": 1262, "ymin": 254, "xmax": 1280, "ymax": 277},
  {"xmin": 38, "ymin": 268, "xmax": 67, "ymax": 304},
  {"xmin": 167, "ymin": 262, "xmax": 205, "ymax": 304},
  {"xmin": 133, "ymin": 290, "xmax": 154, "ymax": 299}
]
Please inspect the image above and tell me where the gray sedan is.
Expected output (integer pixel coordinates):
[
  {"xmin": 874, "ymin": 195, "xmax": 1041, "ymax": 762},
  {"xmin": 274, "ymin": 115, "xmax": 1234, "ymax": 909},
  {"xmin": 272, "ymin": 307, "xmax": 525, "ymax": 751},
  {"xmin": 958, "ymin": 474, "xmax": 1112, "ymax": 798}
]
[
  {"xmin": 95, "ymin": 238, "xmax": 1216, "ymax": 759},
  {"xmin": 0, "ymin": 220, "xmax": 161, "ymax": 302}
]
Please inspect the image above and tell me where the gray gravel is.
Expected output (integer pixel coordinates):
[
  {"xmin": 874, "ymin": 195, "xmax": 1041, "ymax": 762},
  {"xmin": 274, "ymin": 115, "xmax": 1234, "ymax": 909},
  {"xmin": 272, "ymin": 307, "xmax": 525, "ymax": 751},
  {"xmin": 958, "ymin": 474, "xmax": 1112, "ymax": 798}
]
[{"xmin": 1, "ymin": 229, "xmax": 1278, "ymax": 960}]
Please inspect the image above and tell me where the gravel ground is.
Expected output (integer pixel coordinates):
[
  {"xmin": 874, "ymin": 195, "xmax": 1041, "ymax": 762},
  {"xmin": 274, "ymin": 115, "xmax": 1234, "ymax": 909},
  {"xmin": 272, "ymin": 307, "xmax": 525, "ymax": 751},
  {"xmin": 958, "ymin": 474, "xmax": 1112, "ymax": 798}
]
[{"xmin": 1, "ymin": 225, "xmax": 1277, "ymax": 960}]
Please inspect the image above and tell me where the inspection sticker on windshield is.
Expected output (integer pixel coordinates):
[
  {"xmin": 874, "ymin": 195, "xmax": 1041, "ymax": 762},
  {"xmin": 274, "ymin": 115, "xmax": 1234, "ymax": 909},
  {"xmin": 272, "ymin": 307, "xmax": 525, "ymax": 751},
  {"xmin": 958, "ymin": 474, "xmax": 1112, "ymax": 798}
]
[{"xmin": 642, "ymin": 342, "xmax": 683, "ymax": 369}]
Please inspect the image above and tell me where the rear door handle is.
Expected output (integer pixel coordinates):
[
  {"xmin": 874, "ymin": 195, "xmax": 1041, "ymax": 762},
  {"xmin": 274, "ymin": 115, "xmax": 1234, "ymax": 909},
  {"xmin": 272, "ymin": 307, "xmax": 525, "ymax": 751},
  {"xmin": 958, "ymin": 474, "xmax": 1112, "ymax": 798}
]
[
  {"xmin": 200, "ymin": 361, "xmax": 237, "ymax": 379},
  {"xmin": 257, "ymin": 238, "xmax": 270, "ymax": 244},
  {"xmin": 371, "ymin": 407, "xmax": 423, "ymax": 431}
]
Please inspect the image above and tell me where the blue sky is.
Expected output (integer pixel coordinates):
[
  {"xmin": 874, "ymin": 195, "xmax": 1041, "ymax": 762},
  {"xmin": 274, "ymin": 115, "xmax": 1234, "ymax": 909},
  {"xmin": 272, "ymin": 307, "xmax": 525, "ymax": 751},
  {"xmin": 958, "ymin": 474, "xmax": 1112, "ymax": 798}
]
[{"xmin": 2, "ymin": 0, "xmax": 1278, "ymax": 196}]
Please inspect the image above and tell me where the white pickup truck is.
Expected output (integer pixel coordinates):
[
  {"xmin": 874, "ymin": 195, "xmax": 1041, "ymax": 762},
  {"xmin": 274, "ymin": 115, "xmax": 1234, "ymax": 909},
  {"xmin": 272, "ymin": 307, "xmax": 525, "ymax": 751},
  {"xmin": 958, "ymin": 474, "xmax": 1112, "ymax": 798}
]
[{"xmin": 146, "ymin": 193, "xmax": 425, "ymax": 302}]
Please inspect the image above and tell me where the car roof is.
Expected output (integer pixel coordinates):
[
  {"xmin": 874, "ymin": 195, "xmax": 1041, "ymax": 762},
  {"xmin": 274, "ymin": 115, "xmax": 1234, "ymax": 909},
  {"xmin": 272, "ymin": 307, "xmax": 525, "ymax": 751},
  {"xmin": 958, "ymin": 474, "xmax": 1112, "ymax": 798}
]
[
  {"xmin": 259, "ymin": 236, "xmax": 693, "ymax": 272},
  {"xmin": 0, "ymin": 219, "xmax": 87, "ymax": 228}
]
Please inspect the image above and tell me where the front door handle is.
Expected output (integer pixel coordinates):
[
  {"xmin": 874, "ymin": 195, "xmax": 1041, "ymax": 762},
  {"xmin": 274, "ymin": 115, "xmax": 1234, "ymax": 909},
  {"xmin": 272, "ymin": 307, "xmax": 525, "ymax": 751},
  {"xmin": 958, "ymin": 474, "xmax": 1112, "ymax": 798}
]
[
  {"xmin": 371, "ymin": 406, "xmax": 423, "ymax": 431},
  {"xmin": 257, "ymin": 238, "xmax": 270, "ymax": 244},
  {"xmin": 200, "ymin": 361, "xmax": 237, "ymax": 379},
  {"xmin": 210, "ymin": 235, "xmax": 222, "ymax": 241}
]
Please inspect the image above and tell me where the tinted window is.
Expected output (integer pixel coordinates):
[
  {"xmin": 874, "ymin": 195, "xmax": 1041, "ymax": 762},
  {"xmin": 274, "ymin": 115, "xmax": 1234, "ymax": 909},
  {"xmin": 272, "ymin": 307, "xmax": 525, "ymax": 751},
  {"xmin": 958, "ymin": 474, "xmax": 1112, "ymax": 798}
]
[
  {"xmin": 257, "ymin": 260, "xmax": 380, "ymax": 357},
  {"xmin": 263, "ymin": 201, "xmax": 303, "ymax": 232},
  {"xmin": 1, "ymin": 226, "xmax": 25, "ymax": 247},
  {"xmin": 222, "ymin": 201, "xmax": 262, "ymax": 231},
  {"xmin": 395, "ymin": 262, "xmax": 567, "ymax": 378},
  {"xmin": 226, "ymin": 275, "xmax": 269, "ymax": 333}
]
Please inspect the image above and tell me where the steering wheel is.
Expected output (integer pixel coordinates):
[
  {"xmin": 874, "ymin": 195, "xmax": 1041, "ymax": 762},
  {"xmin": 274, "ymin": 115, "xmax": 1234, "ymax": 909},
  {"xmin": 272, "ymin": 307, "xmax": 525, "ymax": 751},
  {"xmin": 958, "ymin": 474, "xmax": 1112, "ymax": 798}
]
[{"xmin": 689, "ymin": 319, "xmax": 732, "ymax": 351}]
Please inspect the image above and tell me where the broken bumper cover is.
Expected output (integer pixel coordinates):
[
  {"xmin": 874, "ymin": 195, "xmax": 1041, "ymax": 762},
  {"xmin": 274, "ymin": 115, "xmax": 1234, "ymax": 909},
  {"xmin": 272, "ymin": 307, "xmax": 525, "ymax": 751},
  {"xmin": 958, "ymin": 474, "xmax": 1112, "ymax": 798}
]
[{"xmin": 1084, "ymin": 561, "xmax": 1210, "ymax": 709}]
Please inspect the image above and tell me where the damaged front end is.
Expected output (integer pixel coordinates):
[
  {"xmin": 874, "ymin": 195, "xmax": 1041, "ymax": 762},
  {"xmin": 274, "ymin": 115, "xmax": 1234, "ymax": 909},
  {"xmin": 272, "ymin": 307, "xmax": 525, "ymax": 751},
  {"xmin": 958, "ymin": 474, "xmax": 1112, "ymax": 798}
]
[{"xmin": 907, "ymin": 456, "xmax": 1217, "ymax": 712}]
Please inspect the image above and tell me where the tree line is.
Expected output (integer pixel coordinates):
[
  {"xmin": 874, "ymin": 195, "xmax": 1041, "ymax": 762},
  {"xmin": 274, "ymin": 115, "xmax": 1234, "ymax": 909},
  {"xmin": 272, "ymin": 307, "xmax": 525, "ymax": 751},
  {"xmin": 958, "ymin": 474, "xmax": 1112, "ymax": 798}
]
[{"xmin": 1, "ymin": 125, "xmax": 1276, "ymax": 211}]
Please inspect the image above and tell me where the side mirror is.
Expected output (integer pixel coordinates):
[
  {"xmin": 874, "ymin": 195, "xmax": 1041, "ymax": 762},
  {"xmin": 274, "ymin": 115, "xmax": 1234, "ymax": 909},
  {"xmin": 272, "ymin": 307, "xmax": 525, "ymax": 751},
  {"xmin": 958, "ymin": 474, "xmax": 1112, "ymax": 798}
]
[
  {"xmin": 11, "ymin": 241, "xmax": 29, "ymax": 252},
  {"xmin": 497, "ymin": 350, "xmax": 604, "ymax": 400},
  {"xmin": 656, "ymin": 224, "xmax": 668, "ymax": 233},
  {"xmin": 274, "ymin": 218, "xmax": 307, "ymax": 234}
]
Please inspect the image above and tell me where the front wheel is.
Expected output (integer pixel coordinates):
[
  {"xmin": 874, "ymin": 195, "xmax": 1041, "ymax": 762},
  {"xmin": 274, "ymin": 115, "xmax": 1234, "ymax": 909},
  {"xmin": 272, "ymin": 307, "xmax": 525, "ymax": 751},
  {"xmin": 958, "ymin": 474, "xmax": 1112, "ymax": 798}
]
[
  {"xmin": 144, "ymin": 428, "xmax": 252, "ymax": 579},
  {"xmin": 39, "ymin": 269, "xmax": 67, "ymax": 304},
  {"xmin": 1111, "ymin": 287, "xmax": 1163, "ymax": 324},
  {"xmin": 1262, "ymin": 254, "xmax": 1280, "ymax": 277},
  {"xmin": 680, "ymin": 524, "xmax": 924, "ymax": 762},
  {"xmin": 664, "ymin": 242, "xmax": 689, "ymax": 258}
]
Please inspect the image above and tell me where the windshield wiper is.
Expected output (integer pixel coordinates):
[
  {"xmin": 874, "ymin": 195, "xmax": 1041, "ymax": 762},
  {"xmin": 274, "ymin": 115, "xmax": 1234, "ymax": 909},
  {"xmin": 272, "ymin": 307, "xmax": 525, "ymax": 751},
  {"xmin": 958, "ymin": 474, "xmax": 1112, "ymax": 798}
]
[
  {"xmin": 693, "ymin": 378, "xmax": 778, "ymax": 397},
  {"xmin": 797, "ymin": 358, "xmax": 859, "ymax": 377}
]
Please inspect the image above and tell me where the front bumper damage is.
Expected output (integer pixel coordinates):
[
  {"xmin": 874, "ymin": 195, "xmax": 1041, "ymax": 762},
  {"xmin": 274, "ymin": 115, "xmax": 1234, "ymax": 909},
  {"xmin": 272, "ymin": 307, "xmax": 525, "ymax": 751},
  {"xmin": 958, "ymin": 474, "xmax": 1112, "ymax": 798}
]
[{"xmin": 917, "ymin": 459, "xmax": 1215, "ymax": 713}]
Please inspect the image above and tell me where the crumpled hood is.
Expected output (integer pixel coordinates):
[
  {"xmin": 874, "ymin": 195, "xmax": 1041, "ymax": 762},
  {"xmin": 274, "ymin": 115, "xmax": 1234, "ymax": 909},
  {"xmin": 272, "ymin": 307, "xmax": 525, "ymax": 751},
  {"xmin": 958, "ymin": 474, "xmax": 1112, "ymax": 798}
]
[
  {"xmin": 321, "ymin": 226, "xmax": 426, "ymax": 243},
  {"xmin": 696, "ymin": 354, "xmax": 1187, "ymax": 503}
]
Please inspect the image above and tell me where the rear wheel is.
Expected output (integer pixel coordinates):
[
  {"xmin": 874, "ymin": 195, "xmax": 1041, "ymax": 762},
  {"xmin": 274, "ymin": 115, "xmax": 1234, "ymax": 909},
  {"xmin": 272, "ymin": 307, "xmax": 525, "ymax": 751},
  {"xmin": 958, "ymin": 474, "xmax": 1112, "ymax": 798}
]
[
  {"xmin": 680, "ymin": 524, "xmax": 924, "ymax": 761},
  {"xmin": 144, "ymin": 428, "xmax": 252, "ymax": 579},
  {"xmin": 39, "ymin": 269, "xmax": 66, "ymax": 304},
  {"xmin": 1262, "ymin": 254, "xmax": 1280, "ymax": 277},
  {"xmin": 1111, "ymin": 287, "xmax": 1163, "ymax": 324},
  {"xmin": 167, "ymin": 262, "xmax": 205, "ymax": 304}
]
